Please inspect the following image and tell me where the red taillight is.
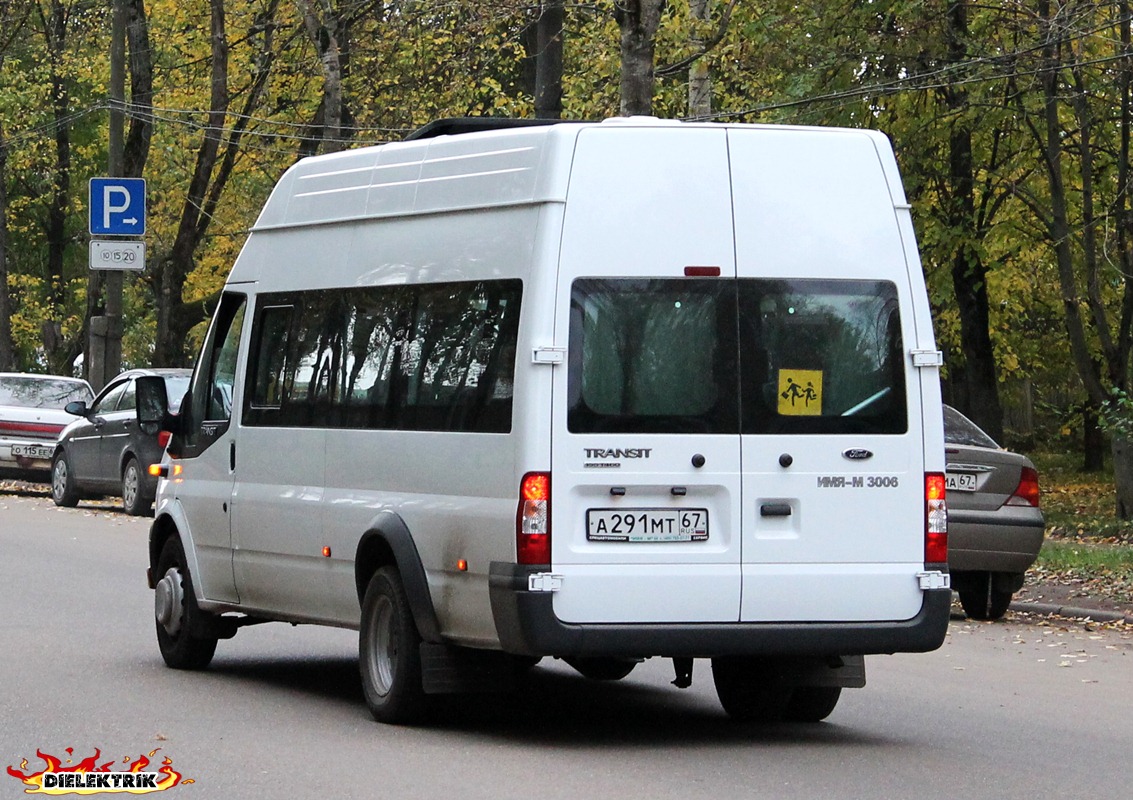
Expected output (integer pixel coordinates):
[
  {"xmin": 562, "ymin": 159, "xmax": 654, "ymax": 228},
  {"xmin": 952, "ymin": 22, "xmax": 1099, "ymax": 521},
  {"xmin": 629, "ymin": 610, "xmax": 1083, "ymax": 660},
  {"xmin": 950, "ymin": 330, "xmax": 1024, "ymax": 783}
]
[
  {"xmin": 516, "ymin": 472, "xmax": 550, "ymax": 565},
  {"xmin": 1004, "ymin": 466, "xmax": 1041, "ymax": 508},
  {"xmin": 925, "ymin": 472, "xmax": 948, "ymax": 564},
  {"xmin": 157, "ymin": 430, "xmax": 172, "ymax": 449}
]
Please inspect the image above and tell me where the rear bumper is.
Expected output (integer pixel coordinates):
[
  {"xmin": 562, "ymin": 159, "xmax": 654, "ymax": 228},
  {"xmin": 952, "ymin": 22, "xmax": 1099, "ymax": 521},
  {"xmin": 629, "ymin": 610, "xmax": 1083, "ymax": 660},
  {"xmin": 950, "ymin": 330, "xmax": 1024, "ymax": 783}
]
[
  {"xmin": 489, "ymin": 562, "xmax": 951, "ymax": 658},
  {"xmin": 947, "ymin": 509, "xmax": 1045, "ymax": 573}
]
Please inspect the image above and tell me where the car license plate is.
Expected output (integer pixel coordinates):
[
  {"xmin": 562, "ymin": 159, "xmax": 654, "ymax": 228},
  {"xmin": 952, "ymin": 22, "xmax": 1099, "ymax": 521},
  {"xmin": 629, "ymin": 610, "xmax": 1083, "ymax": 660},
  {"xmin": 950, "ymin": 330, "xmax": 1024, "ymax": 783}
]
[
  {"xmin": 10, "ymin": 444, "xmax": 53, "ymax": 460},
  {"xmin": 586, "ymin": 508, "xmax": 709, "ymax": 543},
  {"xmin": 946, "ymin": 472, "xmax": 977, "ymax": 491}
]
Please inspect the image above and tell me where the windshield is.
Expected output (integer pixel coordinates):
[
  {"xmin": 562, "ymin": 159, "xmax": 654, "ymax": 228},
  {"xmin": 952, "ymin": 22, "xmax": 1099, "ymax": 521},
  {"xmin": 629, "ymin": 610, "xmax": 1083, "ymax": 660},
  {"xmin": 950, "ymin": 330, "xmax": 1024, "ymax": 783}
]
[
  {"xmin": 0, "ymin": 376, "xmax": 92, "ymax": 408},
  {"xmin": 163, "ymin": 375, "xmax": 192, "ymax": 413}
]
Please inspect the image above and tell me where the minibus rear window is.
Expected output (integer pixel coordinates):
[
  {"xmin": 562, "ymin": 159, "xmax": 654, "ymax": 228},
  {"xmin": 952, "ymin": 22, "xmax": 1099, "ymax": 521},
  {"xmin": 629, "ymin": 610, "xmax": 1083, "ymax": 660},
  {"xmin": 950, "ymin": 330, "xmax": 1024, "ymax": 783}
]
[
  {"xmin": 567, "ymin": 278, "xmax": 907, "ymax": 436},
  {"xmin": 739, "ymin": 279, "xmax": 907, "ymax": 434},
  {"xmin": 568, "ymin": 279, "xmax": 739, "ymax": 434}
]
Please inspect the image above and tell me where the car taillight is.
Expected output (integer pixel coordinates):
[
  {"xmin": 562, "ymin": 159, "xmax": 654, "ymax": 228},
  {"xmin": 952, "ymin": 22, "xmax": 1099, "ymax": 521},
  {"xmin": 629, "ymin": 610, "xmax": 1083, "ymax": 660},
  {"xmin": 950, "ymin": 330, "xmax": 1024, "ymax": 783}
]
[
  {"xmin": 925, "ymin": 472, "xmax": 948, "ymax": 564},
  {"xmin": 1004, "ymin": 466, "xmax": 1041, "ymax": 508},
  {"xmin": 157, "ymin": 430, "xmax": 172, "ymax": 449},
  {"xmin": 516, "ymin": 472, "xmax": 550, "ymax": 565}
]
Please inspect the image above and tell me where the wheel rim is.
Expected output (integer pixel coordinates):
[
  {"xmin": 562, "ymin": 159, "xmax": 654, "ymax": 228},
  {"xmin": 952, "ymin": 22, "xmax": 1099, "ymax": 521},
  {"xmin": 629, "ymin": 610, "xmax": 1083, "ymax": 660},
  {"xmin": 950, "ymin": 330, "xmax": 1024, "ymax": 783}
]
[
  {"xmin": 122, "ymin": 463, "xmax": 138, "ymax": 508},
  {"xmin": 154, "ymin": 567, "xmax": 185, "ymax": 636},
  {"xmin": 52, "ymin": 459, "xmax": 67, "ymax": 500},
  {"xmin": 367, "ymin": 594, "xmax": 397, "ymax": 696}
]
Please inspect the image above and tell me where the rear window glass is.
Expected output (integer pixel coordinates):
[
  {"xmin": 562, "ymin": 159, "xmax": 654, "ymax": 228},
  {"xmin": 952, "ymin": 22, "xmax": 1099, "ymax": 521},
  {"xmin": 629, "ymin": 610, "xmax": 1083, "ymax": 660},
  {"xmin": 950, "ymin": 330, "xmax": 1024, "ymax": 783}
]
[
  {"xmin": 0, "ymin": 376, "xmax": 92, "ymax": 408},
  {"xmin": 943, "ymin": 405, "xmax": 999, "ymax": 448},
  {"xmin": 568, "ymin": 278, "xmax": 907, "ymax": 435},
  {"xmin": 568, "ymin": 279, "xmax": 738, "ymax": 434},
  {"xmin": 740, "ymin": 279, "xmax": 907, "ymax": 435}
]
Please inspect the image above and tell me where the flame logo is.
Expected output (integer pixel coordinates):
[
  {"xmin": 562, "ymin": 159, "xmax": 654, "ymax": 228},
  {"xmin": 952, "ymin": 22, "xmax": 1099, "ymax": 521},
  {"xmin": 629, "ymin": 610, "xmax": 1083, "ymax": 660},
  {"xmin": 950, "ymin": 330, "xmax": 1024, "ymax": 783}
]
[{"xmin": 6, "ymin": 748, "xmax": 193, "ymax": 795}]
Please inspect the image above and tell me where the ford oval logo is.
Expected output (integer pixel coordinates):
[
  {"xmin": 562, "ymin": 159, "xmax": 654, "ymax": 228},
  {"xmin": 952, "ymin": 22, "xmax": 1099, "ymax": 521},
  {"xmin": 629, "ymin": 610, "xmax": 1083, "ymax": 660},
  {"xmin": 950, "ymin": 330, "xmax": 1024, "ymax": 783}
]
[{"xmin": 842, "ymin": 448, "xmax": 874, "ymax": 461}]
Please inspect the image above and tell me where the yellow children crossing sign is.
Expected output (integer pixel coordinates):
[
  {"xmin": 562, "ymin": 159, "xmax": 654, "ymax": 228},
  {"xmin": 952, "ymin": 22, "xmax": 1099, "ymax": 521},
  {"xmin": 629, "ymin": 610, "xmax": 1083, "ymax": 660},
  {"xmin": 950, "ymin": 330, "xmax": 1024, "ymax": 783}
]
[{"xmin": 778, "ymin": 369, "xmax": 823, "ymax": 416}]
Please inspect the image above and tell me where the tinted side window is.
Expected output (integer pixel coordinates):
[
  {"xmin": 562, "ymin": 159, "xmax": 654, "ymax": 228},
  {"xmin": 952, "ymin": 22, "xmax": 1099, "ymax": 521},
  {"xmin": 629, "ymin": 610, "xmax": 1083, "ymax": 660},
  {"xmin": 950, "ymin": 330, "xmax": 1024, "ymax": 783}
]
[
  {"xmin": 117, "ymin": 380, "xmax": 137, "ymax": 412},
  {"xmin": 739, "ymin": 279, "xmax": 907, "ymax": 434},
  {"xmin": 93, "ymin": 381, "xmax": 128, "ymax": 414},
  {"xmin": 568, "ymin": 279, "xmax": 739, "ymax": 434},
  {"xmin": 246, "ymin": 280, "xmax": 521, "ymax": 433}
]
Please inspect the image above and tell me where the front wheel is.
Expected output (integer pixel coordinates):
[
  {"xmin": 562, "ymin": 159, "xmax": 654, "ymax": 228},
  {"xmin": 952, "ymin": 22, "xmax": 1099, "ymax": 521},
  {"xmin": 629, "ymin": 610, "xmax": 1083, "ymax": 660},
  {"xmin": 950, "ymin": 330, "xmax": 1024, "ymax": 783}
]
[
  {"xmin": 359, "ymin": 567, "xmax": 426, "ymax": 724},
  {"xmin": 121, "ymin": 456, "xmax": 152, "ymax": 516},
  {"xmin": 50, "ymin": 450, "xmax": 80, "ymax": 507},
  {"xmin": 154, "ymin": 537, "xmax": 218, "ymax": 669}
]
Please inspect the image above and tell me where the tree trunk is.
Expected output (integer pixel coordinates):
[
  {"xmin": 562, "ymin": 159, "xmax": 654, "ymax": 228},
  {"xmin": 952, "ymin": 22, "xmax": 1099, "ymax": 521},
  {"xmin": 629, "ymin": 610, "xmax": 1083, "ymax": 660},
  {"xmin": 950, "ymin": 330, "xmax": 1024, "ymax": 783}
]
[
  {"xmin": 535, "ymin": 0, "xmax": 563, "ymax": 119},
  {"xmin": 943, "ymin": 0, "xmax": 1003, "ymax": 441},
  {"xmin": 1082, "ymin": 399, "xmax": 1106, "ymax": 472},
  {"xmin": 615, "ymin": 0, "xmax": 664, "ymax": 116},
  {"xmin": 688, "ymin": 0, "xmax": 712, "ymax": 118},
  {"xmin": 123, "ymin": 0, "xmax": 153, "ymax": 178},
  {"xmin": 298, "ymin": 0, "xmax": 348, "ymax": 153},
  {"xmin": 0, "ymin": 122, "xmax": 14, "ymax": 371},
  {"xmin": 1112, "ymin": 436, "xmax": 1133, "ymax": 519},
  {"xmin": 154, "ymin": 0, "xmax": 229, "ymax": 366}
]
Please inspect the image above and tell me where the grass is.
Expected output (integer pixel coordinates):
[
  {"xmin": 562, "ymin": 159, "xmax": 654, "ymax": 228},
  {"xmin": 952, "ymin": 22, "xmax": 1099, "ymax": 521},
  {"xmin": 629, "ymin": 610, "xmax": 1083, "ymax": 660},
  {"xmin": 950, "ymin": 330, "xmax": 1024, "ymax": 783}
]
[{"xmin": 1027, "ymin": 451, "xmax": 1133, "ymax": 603}]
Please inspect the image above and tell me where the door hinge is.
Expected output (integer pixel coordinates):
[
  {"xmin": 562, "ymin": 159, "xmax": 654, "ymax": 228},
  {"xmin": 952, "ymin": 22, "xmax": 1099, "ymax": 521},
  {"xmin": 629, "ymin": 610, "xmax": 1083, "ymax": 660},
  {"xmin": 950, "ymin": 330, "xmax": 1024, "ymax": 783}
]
[
  {"xmin": 527, "ymin": 572, "xmax": 564, "ymax": 592},
  {"xmin": 916, "ymin": 570, "xmax": 950, "ymax": 590},
  {"xmin": 911, "ymin": 349, "xmax": 944, "ymax": 368},
  {"xmin": 532, "ymin": 346, "xmax": 565, "ymax": 365}
]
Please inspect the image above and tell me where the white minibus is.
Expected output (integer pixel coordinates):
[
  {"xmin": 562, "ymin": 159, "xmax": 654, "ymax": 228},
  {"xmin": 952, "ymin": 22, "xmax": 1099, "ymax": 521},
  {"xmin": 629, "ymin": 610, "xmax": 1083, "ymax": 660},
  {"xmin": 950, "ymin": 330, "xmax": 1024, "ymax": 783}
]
[{"xmin": 138, "ymin": 117, "xmax": 950, "ymax": 724}]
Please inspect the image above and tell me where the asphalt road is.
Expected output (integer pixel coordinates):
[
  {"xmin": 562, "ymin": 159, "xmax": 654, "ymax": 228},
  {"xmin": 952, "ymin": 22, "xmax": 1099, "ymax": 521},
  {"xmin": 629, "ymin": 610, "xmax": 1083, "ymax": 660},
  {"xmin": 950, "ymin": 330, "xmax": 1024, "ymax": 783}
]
[{"xmin": 2, "ymin": 490, "xmax": 1131, "ymax": 800}]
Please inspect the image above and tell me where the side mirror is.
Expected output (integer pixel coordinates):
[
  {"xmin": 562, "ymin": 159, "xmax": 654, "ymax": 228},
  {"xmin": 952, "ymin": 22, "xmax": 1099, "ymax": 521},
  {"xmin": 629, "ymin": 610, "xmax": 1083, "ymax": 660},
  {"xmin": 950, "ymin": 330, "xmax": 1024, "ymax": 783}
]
[
  {"xmin": 135, "ymin": 376, "xmax": 172, "ymax": 434},
  {"xmin": 64, "ymin": 400, "xmax": 88, "ymax": 416}
]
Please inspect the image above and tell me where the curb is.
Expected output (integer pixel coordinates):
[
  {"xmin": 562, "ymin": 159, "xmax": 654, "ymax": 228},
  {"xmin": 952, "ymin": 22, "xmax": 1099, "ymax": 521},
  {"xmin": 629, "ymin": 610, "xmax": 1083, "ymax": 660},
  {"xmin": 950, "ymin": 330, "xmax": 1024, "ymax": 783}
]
[{"xmin": 1010, "ymin": 600, "xmax": 1133, "ymax": 625}]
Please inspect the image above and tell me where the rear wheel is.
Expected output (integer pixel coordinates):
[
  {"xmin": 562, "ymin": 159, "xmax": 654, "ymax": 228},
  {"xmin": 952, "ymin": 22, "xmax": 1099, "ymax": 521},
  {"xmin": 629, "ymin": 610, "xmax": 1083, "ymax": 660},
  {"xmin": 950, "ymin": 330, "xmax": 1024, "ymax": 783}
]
[
  {"xmin": 359, "ymin": 567, "xmax": 426, "ymax": 724},
  {"xmin": 958, "ymin": 572, "xmax": 1013, "ymax": 621},
  {"xmin": 121, "ymin": 456, "xmax": 152, "ymax": 516},
  {"xmin": 565, "ymin": 657, "xmax": 638, "ymax": 681},
  {"xmin": 154, "ymin": 537, "xmax": 218, "ymax": 669},
  {"xmin": 711, "ymin": 657, "xmax": 792, "ymax": 723},
  {"xmin": 784, "ymin": 686, "xmax": 842, "ymax": 722},
  {"xmin": 50, "ymin": 450, "xmax": 79, "ymax": 508}
]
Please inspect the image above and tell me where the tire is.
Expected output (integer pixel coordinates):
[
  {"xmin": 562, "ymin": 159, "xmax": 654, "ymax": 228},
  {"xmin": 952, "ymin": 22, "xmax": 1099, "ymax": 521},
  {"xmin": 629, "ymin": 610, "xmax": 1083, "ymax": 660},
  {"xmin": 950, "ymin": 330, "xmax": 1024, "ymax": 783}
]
[
  {"xmin": 359, "ymin": 567, "xmax": 427, "ymax": 724},
  {"xmin": 154, "ymin": 537, "xmax": 219, "ymax": 670},
  {"xmin": 784, "ymin": 686, "xmax": 842, "ymax": 722},
  {"xmin": 958, "ymin": 573, "xmax": 1013, "ymax": 621},
  {"xmin": 711, "ymin": 657, "xmax": 792, "ymax": 723},
  {"xmin": 121, "ymin": 456, "xmax": 152, "ymax": 516},
  {"xmin": 565, "ymin": 657, "xmax": 638, "ymax": 681},
  {"xmin": 50, "ymin": 450, "xmax": 80, "ymax": 508}
]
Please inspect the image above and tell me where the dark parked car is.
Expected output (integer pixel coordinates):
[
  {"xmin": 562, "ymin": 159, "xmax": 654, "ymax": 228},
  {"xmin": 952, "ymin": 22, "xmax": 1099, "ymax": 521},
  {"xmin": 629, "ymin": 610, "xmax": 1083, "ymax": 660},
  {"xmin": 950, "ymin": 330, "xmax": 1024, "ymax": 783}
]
[
  {"xmin": 0, "ymin": 373, "xmax": 94, "ymax": 482},
  {"xmin": 944, "ymin": 405, "xmax": 1045, "ymax": 620},
  {"xmin": 52, "ymin": 368, "xmax": 191, "ymax": 515}
]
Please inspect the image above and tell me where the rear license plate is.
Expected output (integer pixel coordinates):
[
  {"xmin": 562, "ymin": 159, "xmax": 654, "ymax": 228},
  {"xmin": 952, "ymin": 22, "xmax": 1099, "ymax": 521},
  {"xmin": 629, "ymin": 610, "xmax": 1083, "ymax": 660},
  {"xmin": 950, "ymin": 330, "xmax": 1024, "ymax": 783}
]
[
  {"xmin": 10, "ymin": 444, "xmax": 53, "ymax": 460},
  {"xmin": 946, "ymin": 472, "xmax": 977, "ymax": 491},
  {"xmin": 586, "ymin": 508, "xmax": 709, "ymax": 543}
]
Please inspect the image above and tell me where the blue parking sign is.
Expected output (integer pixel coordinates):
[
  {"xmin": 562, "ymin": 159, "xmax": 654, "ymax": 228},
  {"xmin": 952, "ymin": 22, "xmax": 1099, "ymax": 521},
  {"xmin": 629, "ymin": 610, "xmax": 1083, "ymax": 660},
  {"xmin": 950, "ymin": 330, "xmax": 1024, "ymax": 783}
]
[{"xmin": 89, "ymin": 177, "xmax": 146, "ymax": 236}]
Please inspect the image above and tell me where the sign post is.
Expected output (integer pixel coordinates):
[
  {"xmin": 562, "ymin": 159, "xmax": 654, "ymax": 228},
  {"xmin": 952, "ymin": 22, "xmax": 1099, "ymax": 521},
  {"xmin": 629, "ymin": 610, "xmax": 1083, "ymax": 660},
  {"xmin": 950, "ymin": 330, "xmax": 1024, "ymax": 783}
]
[{"xmin": 88, "ymin": 175, "xmax": 146, "ymax": 389}]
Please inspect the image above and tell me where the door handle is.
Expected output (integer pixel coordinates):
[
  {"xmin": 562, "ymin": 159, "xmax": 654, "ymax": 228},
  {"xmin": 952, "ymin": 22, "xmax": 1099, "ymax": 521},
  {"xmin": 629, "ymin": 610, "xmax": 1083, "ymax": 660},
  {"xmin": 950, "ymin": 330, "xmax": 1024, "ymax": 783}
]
[
  {"xmin": 229, "ymin": 441, "xmax": 236, "ymax": 471},
  {"xmin": 760, "ymin": 503, "xmax": 792, "ymax": 517}
]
